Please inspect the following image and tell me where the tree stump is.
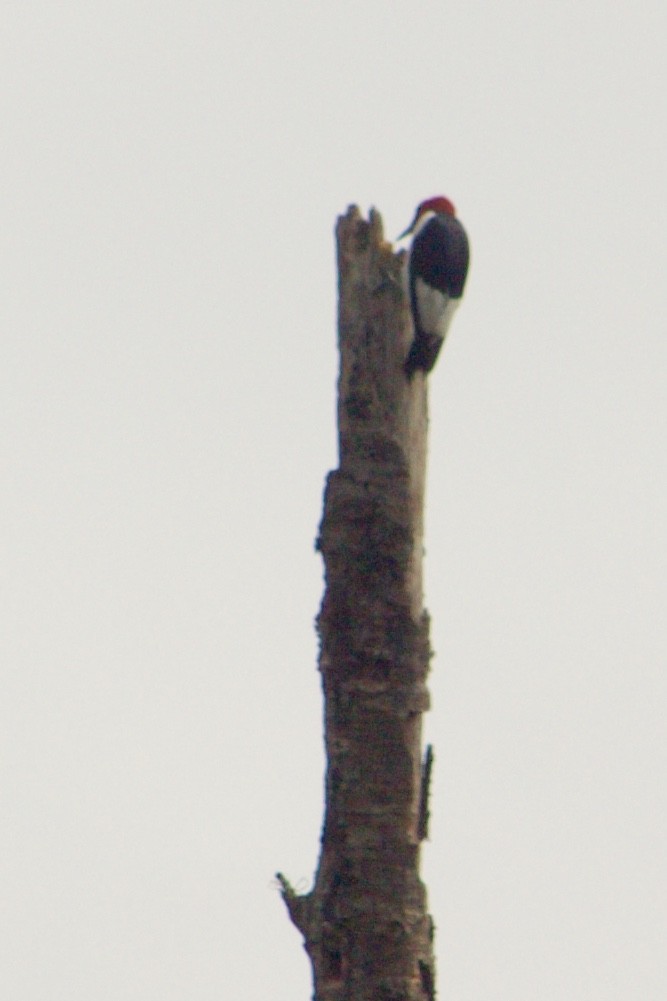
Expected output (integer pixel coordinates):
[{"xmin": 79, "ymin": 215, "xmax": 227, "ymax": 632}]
[{"xmin": 279, "ymin": 205, "xmax": 435, "ymax": 1001}]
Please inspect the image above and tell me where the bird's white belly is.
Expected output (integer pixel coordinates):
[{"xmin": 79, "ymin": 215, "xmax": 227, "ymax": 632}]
[{"xmin": 414, "ymin": 277, "xmax": 459, "ymax": 339}]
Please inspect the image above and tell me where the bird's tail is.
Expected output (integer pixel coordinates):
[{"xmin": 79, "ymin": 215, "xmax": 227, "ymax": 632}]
[{"xmin": 404, "ymin": 332, "xmax": 444, "ymax": 377}]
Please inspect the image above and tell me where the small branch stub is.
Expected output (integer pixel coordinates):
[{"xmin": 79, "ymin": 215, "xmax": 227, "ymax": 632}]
[
  {"xmin": 280, "ymin": 206, "xmax": 436, "ymax": 1001},
  {"xmin": 417, "ymin": 745, "xmax": 434, "ymax": 842}
]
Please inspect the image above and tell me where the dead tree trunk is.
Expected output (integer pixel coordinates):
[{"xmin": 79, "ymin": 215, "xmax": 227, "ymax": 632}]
[{"xmin": 279, "ymin": 206, "xmax": 435, "ymax": 1001}]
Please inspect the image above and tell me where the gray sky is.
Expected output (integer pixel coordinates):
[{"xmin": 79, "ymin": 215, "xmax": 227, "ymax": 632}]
[{"xmin": 2, "ymin": 2, "xmax": 666, "ymax": 998}]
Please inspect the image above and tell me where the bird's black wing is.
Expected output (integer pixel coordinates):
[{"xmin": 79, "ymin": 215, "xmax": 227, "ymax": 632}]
[{"xmin": 409, "ymin": 216, "xmax": 469, "ymax": 298}]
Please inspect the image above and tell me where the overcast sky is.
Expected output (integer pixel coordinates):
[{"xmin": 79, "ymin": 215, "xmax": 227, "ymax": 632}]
[{"xmin": 2, "ymin": 2, "xmax": 666, "ymax": 999}]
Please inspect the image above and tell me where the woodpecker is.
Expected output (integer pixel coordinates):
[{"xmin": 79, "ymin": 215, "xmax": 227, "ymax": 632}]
[{"xmin": 398, "ymin": 196, "xmax": 469, "ymax": 376}]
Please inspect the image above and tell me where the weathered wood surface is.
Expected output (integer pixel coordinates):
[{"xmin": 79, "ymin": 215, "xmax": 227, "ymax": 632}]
[{"xmin": 279, "ymin": 206, "xmax": 435, "ymax": 1001}]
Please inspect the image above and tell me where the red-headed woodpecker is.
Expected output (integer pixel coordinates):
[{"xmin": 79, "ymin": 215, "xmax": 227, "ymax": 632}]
[{"xmin": 398, "ymin": 196, "xmax": 469, "ymax": 376}]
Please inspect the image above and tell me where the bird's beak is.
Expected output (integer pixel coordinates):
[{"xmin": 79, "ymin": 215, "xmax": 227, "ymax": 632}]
[{"xmin": 397, "ymin": 211, "xmax": 418, "ymax": 241}]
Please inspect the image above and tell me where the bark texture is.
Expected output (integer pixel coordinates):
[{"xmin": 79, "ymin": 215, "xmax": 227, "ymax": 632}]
[{"xmin": 279, "ymin": 206, "xmax": 435, "ymax": 1001}]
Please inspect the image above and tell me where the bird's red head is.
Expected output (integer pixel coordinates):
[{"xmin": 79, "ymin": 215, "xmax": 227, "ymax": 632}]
[
  {"xmin": 418, "ymin": 196, "xmax": 456, "ymax": 218},
  {"xmin": 398, "ymin": 195, "xmax": 456, "ymax": 239}
]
